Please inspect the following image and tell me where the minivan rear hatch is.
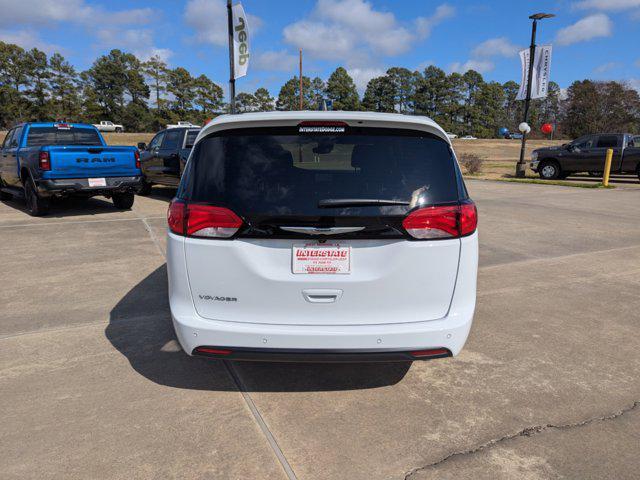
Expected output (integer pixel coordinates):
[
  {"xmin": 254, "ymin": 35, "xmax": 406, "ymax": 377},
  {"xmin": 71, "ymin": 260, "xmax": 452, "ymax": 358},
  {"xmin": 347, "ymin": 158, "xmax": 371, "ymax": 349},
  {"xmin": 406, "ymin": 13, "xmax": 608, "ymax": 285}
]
[{"xmin": 180, "ymin": 123, "xmax": 463, "ymax": 326}]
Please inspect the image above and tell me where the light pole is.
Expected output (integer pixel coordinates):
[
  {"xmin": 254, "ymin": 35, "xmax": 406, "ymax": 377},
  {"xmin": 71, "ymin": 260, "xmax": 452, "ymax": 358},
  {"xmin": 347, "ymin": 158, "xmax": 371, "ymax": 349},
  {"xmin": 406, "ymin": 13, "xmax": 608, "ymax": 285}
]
[{"xmin": 516, "ymin": 12, "xmax": 555, "ymax": 178}]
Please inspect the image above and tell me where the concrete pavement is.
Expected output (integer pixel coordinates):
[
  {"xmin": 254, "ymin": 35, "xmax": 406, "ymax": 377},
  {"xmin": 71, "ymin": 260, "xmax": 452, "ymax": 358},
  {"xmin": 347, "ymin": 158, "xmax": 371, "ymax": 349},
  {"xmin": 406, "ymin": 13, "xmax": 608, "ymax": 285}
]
[{"xmin": 1, "ymin": 181, "xmax": 639, "ymax": 479}]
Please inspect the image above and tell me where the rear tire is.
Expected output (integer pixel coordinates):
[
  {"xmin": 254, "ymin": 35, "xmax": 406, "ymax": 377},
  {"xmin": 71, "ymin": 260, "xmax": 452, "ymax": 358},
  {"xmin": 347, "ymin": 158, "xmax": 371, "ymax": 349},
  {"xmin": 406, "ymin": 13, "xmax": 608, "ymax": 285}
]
[
  {"xmin": 539, "ymin": 161, "xmax": 561, "ymax": 180},
  {"xmin": 24, "ymin": 179, "xmax": 50, "ymax": 216},
  {"xmin": 115, "ymin": 127, "xmax": 123, "ymax": 133},
  {"xmin": 112, "ymin": 192, "xmax": 135, "ymax": 210},
  {"xmin": 138, "ymin": 180, "xmax": 153, "ymax": 196}
]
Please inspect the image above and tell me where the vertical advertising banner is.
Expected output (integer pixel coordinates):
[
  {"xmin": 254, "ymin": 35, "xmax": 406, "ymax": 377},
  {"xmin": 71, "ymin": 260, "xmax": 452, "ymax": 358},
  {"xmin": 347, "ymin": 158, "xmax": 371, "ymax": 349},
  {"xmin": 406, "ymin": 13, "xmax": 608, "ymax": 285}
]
[
  {"xmin": 516, "ymin": 45, "xmax": 553, "ymax": 100},
  {"xmin": 232, "ymin": 3, "xmax": 249, "ymax": 79}
]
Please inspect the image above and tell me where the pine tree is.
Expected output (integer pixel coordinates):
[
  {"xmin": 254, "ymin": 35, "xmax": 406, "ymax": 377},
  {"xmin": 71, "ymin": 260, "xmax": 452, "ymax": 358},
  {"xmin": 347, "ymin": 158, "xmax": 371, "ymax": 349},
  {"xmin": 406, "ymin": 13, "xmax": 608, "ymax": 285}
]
[
  {"xmin": 254, "ymin": 87, "xmax": 274, "ymax": 111},
  {"xmin": 325, "ymin": 67, "xmax": 360, "ymax": 111}
]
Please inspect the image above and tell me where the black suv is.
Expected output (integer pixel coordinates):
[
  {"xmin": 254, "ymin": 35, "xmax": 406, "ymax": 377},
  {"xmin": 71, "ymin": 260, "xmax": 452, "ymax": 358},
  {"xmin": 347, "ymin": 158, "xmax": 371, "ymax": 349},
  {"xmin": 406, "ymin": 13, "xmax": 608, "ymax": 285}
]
[{"xmin": 138, "ymin": 127, "xmax": 200, "ymax": 194}]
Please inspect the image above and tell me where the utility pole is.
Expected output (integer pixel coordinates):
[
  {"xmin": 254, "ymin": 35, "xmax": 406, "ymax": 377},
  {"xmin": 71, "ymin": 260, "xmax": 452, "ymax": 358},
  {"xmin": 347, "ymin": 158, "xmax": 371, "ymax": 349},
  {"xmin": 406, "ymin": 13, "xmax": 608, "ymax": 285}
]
[
  {"xmin": 226, "ymin": 0, "xmax": 236, "ymax": 114},
  {"xmin": 299, "ymin": 49, "xmax": 303, "ymax": 111},
  {"xmin": 516, "ymin": 13, "xmax": 554, "ymax": 178}
]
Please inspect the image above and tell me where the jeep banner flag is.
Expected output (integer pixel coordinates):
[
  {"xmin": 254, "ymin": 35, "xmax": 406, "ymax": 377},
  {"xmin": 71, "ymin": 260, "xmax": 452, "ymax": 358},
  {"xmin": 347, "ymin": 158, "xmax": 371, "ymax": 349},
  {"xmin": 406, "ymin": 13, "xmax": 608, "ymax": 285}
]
[
  {"xmin": 516, "ymin": 45, "xmax": 552, "ymax": 100},
  {"xmin": 232, "ymin": 3, "xmax": 249, "ymax": 79}
]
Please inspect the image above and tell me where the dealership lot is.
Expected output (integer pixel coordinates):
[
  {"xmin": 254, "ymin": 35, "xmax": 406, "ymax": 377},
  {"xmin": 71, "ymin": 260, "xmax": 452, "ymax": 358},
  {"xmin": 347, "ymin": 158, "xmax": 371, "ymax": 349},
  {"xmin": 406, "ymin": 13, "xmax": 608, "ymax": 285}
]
[{"xmin": 1, "ymin": 181, "xmax": 639, "ymax": 480}]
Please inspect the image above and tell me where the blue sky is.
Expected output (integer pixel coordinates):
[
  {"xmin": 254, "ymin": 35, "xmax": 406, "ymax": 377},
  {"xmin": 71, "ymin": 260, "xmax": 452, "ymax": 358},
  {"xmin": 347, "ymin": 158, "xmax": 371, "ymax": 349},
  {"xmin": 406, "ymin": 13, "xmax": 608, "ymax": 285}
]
[{"xmin": 1, "ymin": 0, "xmax": 639, "ymax": 97}]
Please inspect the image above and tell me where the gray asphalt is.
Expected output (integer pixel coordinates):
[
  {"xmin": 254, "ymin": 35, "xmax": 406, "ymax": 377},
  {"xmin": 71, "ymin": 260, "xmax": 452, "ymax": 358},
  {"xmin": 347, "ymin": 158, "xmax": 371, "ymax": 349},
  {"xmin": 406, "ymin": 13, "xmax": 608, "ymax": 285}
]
[{"xmin": 1, "ymin": 180, "xmax": 639, "ymax": 480}]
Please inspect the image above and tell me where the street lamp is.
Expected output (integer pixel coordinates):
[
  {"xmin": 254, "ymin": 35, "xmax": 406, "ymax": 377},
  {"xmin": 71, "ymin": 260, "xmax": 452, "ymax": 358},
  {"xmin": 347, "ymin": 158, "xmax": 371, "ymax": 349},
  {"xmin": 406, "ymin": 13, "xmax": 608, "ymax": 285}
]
[{"xmin": 516, "ymin": 12, "xmax": 555, "ymax": 178}]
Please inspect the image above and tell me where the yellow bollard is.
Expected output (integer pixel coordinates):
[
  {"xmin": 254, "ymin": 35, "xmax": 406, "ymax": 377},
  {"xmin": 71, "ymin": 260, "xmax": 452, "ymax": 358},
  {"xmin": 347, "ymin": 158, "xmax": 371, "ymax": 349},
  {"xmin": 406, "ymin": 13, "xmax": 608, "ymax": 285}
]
[{"xmin": 603, "ymin": 148, "xmax": 613, "ymax": 187}]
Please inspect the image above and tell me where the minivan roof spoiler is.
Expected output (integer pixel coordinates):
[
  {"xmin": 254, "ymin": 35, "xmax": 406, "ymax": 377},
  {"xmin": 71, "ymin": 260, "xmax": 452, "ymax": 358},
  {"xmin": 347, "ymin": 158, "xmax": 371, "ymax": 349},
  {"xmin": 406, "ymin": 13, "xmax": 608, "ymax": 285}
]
[{"xmin": 195, "ymin": 111, "xmax": 451, "ymax": 146}]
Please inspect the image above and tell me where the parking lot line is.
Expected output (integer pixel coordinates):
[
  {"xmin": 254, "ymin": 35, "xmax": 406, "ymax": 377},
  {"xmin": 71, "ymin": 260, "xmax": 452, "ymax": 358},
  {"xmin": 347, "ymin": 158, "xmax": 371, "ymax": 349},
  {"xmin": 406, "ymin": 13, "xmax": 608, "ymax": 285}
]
[{"xmin": 0, "ymin": 215, "xmax": 165, "ymax": 229}]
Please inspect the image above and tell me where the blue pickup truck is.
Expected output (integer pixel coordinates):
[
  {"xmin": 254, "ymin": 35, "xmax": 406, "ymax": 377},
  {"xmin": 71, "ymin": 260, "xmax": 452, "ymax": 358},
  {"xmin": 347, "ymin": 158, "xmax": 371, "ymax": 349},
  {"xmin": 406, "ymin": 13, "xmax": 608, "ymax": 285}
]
[{"xmin": 0, "ymin": 122, "xmax": 142, "ymax": 216}]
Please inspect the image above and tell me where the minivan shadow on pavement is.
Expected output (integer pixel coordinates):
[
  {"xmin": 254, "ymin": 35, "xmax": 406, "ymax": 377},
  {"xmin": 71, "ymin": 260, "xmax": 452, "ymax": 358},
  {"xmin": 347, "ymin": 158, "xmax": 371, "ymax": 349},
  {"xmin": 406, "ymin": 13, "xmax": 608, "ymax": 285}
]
[{"xmin": 106, "ymin": 265, "xmax": 411, "ymax": 392}]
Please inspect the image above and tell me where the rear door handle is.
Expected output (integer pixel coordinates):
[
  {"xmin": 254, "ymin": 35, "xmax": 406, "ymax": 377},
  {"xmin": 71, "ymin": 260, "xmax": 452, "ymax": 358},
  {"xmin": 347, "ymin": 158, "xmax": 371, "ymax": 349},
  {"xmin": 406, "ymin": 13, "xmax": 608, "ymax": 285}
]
[{"xmin": 302, "ymin": 289, "xmax": 343, "ymax": 304}]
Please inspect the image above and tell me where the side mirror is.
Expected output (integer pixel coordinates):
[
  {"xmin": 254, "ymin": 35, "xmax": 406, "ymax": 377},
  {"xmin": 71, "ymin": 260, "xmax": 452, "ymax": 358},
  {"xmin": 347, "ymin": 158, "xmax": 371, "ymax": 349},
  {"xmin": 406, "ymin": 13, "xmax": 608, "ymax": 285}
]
[{"xmin": 137, "ymin": 142, "xmax": 147, "ymax": 150}]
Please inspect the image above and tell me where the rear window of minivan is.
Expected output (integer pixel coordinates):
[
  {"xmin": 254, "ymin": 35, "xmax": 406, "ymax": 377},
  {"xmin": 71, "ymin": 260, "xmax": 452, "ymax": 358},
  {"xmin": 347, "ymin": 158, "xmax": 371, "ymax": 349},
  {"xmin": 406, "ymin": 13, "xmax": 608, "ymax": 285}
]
[{"xmin": 179, "ymin": 126, "xmax": 460, "ymax": 217}]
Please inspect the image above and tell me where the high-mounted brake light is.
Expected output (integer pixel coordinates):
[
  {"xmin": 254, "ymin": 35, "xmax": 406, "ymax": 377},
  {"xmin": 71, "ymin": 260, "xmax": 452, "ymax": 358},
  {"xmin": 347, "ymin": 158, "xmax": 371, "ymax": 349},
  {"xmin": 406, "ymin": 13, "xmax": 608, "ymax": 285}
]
[
  {"xmin": 39, "ymin": 151, "xmax": 51, "ymax": 171},
  {"xmin": 168, "ymin": 200, "xmax": 243, "ymax": 238},
  {"xmin": 402, "ymin": 201, "xmax": 477, "ymax": 239},
  {"xmin": 134, "ymin": 149, "xmax": 141, "ymax": 169},
  {"xmin": 297, "ymin": 121, "xmax": 349, "ymax": 127}
]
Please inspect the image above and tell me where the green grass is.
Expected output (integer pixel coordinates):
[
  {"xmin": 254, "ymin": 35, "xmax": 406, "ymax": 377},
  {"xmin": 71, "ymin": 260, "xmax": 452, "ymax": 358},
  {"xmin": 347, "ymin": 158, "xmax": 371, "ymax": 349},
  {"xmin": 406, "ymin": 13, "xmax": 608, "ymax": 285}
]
[{"xmin": 491, "ymin": 177, "xmax": 614, "ymax": 189}]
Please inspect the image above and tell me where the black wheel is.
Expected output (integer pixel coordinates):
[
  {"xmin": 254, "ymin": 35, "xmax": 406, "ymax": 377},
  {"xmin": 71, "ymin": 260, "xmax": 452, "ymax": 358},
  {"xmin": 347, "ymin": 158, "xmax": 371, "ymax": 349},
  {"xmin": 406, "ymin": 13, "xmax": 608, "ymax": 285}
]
[
  {"xmin": 538, "ymin": 161, "xmax": 561, "ymax": 180},
  {"xmin": 112, "ymin": 192, "xmax": 135, "ymax": 210},
  {"xmin": 24, "ymin": 179, "xmax": 50, "ymax": 216},
  {"xmin": 0, "ymin": 187, "xmax": 12, "ymax": 200},
  {"xmin": 115, "ymin": 127, "xmax": 123, "ymax": 133},
  {"xmin": 138, "ymin": 180, "xmax": 152, "ymax": 196},
  {"xmin": 588, "ymin": 171, "xmax": 601, "ymax": 177}
]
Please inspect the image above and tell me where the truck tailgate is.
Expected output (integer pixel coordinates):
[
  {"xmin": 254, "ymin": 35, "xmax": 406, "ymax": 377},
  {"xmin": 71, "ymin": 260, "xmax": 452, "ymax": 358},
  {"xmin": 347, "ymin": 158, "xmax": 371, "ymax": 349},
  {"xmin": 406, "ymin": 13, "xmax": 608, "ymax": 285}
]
[{"xmin": 42, "ymin": 146, "xmax": 139, "ymax": 178}]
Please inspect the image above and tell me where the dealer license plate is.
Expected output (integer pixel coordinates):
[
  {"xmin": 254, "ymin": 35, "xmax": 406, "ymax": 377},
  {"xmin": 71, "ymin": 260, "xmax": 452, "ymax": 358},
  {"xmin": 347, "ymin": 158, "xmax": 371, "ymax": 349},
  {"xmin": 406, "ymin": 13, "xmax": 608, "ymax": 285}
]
[
  {"xmin": 88, "ymin": 178, "xmax": 107, "ymax": 187},
  {"xmin": 292, "ymin": 243, "xmax": 351, "ymax": 274}
]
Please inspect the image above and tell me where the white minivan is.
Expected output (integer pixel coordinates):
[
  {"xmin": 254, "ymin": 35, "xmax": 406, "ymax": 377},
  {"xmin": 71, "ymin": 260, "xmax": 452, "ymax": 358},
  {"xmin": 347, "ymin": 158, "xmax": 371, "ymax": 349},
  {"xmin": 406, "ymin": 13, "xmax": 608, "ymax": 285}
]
[{"xmin": 167, "ymin": 111, "xmax": 478, "ymax": 362}]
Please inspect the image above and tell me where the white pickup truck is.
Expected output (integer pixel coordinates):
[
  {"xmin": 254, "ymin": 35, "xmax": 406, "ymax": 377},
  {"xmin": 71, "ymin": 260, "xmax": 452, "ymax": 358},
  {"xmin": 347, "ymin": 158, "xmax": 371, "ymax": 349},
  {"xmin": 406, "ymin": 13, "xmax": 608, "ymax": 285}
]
[{"xmin": 93, "ymin": 121, "xmax": 124, "ymax": 133}]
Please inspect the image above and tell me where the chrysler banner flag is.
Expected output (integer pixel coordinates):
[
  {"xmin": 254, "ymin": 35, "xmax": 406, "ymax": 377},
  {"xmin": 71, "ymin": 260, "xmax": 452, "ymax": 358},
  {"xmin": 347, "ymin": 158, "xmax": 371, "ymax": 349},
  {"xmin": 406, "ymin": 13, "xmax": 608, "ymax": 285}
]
[
  {"xmin": 232, "ymin": 3, "xmax": 249, "ymax": 79},
  {"xmin": 516, "ymin": 45, "xmax": 552, "ymax": 100}
]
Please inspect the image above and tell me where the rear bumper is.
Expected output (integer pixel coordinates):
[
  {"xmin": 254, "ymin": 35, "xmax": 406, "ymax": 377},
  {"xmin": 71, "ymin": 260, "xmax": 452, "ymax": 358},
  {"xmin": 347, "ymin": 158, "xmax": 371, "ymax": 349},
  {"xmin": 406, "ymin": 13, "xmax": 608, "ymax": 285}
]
[
  {"xmin": 167, "ymin": 232, "xmax": 478, "ymax": 361},
  {"xmin": 37, "ymin": 176, "xmax": 142, "ymax": 196}
]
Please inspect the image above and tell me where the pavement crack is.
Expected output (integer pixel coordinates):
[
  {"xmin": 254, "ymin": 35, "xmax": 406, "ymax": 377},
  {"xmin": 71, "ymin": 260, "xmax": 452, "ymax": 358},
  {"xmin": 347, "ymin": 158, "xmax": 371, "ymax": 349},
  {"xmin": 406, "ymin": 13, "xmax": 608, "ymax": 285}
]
[{"xmin": 403, "ymin": 400, "xmax": 640, "ymax": 480}]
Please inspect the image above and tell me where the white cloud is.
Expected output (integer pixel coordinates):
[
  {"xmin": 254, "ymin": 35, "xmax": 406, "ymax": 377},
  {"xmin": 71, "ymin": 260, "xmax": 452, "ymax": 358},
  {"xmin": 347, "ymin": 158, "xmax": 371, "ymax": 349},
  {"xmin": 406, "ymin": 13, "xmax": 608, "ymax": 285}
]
[
  {"xmin": 348, "ymin": 67, "xmax": 386, "ymax": 92},
  {"xmin": 282, "ymin": 0, "xmax": 454, "ymax": 65},
  {"xmin": 471, "ymin": 37, "xmax": 520, "ymax": 58},
  {"xmin": 0, "ymin": 0, "xmax": 153, "ymax": 27},
  {"xmin": 594, "ymin": 62, "xmax": 618, "ymax": 73},
  {"xmin": 0, "ymin": 29, "xmax": 63, "ymax": 54},
  {"xmin": 556, "ymin": 14, "xmax": 613, "ymax": 46},
  {"xmin": 415, "ymin": 4, "xmax": 455, "ymax": 39},
  {"xmin": 627, "ymin": 79, "xmax": 640, "ymax": 92},
  {"xmin": 573, "ymin": 0, "xmax": 640, "ymax": 10},
  {"xmin": 184, "ymin": 0, "xmax": 262, "ymax": 46},
  {"xmin": 449, "ymin": 59, "xmax": 495, "ymax": 74},
  {"xmin": 254, "ymin": 50, "xmax": 298, "ymax": 72},
  {"xmin": 95, "ymin": 29, "xmax": 173, "ymax": 63}
]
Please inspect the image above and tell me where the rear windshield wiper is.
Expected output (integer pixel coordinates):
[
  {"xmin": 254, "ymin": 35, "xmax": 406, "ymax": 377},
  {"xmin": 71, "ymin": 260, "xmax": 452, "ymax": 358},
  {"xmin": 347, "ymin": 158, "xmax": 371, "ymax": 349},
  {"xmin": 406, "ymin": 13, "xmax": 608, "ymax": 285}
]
[{"xmin": 318, "ymin": 198, "xmax": 410, "ymax": 208}]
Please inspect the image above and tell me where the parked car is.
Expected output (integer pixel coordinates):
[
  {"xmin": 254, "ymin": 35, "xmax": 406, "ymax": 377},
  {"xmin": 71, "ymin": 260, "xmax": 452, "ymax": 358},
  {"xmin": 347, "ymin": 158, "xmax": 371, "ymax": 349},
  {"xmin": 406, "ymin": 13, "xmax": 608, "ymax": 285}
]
[
  {"xmin": 446, "ymin": 133, "xmax": 458, "ymax": 139},
  {"xmin": 166, "ymin": 121, "xmax": 201, "ymax": 129},
  {"xmin": 137, "ymin": 127, "xmax": 200, "ymax": 194},
  {"xmin": 0, "ymin": 122, "xmax": 141, "ymax": 216},
  {"xmin": 166, "ymin": 111, "xmax": 478, "ymax": 362},
  {"xmin": 93, "ymin": 121, "xmax": 124, "ymax": 133},
  {"xmin": 459, "ymin": 135, "xmax": 477, "ymax": 140},
  {"xmin": 531, "ymin": 133, "xmax": 640, "ymax": 180},
  {"xmin": 505, "ymin": 133, "xmax": 523, "ymax": 140}
]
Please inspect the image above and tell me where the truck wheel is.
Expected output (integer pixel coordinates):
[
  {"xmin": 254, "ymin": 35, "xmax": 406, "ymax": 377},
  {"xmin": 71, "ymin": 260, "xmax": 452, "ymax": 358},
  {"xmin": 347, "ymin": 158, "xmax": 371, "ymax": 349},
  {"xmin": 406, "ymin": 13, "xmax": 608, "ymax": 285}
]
[
  {"xmin": 115, "ymin": 127, "xmax": 123, "ymax": 133},
  {"xmin": 24, "ymin": 179, "xmax": 50, "ymax": 216},
  {"xmin": 112, "ymin": 192, "xmax": 134, "ymax": 210},
  {"xmin": 539, "ymin": 161, "xmax": 561, "ymax": 180},
  {"xmin": 138, "ymin": 180, "xmax": 153, "ymax": 196}
]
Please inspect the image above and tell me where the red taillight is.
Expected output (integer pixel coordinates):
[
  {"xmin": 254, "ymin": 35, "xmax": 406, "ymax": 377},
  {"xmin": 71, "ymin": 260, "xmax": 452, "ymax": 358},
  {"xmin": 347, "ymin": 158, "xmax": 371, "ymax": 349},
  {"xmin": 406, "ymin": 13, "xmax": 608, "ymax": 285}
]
[
  {"xmin": 410, "ymin": 348, "xmax": 451, "ymax": 358},
  {"xmin": 39, "ymin": 151, "xmax": 51, "ymax": 171},
  {"xmin": 168, "ymin": 200, "xmax": 243, "ymax": 238},
  {"xmin": 167, "ymin": 199, "xmax": 186, "ymax": 235},
  {"xmin": 402, "ymin": 202, "xmax": 477, "ymax": 239},
  {"xmin": 134, "ymin": 149, "xmax": 140, "ymax": 169}
]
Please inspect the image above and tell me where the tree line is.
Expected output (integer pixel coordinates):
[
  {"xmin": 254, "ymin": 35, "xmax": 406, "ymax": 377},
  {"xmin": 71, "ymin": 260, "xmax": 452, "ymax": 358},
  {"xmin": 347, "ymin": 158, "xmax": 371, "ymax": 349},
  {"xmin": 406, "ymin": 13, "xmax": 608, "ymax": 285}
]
[{"xmin": 1, "ymin": 40, "xmax": 639, "ymax": 137}]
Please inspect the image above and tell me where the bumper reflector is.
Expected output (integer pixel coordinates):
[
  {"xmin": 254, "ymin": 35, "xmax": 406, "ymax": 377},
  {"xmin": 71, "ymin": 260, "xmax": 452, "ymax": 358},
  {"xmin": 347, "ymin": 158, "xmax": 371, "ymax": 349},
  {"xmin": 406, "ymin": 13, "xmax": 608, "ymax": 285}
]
[
  {"xmin": 194, "ymin": 347, "xmax": 232, "ymax": 356},
  {"xmin": 410, "ymin": 348, "xmax": 451, "ymax": 358}
]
